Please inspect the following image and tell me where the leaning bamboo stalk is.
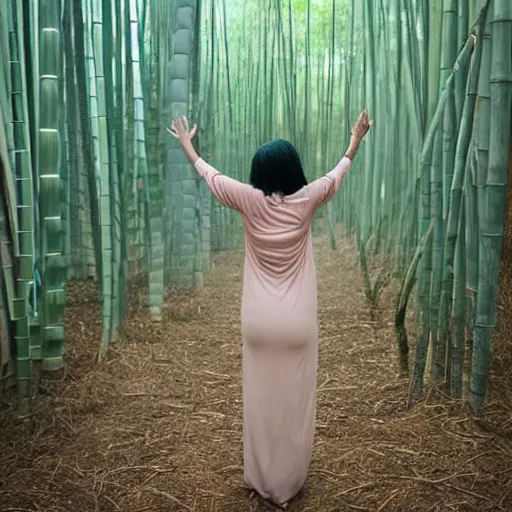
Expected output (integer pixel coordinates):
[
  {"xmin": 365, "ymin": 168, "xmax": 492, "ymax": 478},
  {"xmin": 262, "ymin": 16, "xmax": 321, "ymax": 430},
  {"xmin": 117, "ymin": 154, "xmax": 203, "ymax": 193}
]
[
  {"xmin": 443, "ymin": 20, "xmax": 486, "ymax": 393},
  {"xmin": 410, "ymin": 35, "xmax": 475, "ymax": 405},
  {"xmin": 397, "ymin": 219, "xmax": 435, "ymax": 379},
  {"xmin": 438, "ymin": 30, "xmax": 481, "ymax": 385}
]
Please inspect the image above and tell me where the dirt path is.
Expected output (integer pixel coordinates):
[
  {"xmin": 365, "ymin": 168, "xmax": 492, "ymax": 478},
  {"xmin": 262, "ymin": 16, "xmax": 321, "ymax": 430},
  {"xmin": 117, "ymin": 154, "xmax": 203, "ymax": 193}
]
[{"xmin": 1, "ymin": 237, "xmax": 511, "ymax": 511}]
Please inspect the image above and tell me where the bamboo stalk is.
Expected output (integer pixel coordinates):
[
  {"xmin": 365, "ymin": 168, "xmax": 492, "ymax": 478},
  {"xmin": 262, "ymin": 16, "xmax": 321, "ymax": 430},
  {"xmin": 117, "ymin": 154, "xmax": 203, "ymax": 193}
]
[
  {"xmin": 470, "ymin": 0, "xmax": 512, "ymax": 414},
  {"xmin": 397, "ymin": 219, "xmax": 435, "ymax": 378}
]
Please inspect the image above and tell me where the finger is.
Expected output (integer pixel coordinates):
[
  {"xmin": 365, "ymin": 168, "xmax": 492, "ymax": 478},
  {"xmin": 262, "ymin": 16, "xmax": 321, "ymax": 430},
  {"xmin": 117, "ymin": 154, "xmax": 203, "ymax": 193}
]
[
  {"xmin": 166, "ymin": 127, "xmax": 179, "ymax": 139},
  {"xmin": 191, "ymin": 124, "xmax": 198, "ymax": 137}
]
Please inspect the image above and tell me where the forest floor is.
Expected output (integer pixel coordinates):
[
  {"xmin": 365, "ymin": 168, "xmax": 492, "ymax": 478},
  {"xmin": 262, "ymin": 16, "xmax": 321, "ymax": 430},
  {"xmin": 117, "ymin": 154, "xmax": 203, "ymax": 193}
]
[{"xmin": 1, "ymin": 235, "xmax": 512, "ymax": 512}]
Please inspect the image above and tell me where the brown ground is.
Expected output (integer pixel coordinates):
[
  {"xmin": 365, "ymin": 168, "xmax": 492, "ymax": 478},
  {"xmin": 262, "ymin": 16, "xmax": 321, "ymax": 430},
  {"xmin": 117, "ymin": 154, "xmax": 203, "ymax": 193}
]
[{"xmin": 1, "ymin": 236, "xmax": 511, "ymax": 512}]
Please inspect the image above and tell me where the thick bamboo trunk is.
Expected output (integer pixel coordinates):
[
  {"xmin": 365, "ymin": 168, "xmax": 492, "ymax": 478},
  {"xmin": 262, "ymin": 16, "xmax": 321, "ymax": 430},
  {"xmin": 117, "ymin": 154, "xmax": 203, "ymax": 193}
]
[{"xmin": 470, "ymin": 0, "xmax": 512, "ymax": 414}]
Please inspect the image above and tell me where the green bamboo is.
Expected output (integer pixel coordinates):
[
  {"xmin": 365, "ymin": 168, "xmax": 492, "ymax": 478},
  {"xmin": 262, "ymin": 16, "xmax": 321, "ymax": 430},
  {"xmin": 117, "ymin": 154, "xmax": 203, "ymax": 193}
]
[
  {"xmin": 2, "ymin": 0, "xmax": 510, "ymax": 414},
  {"xmin": 146, "ymin": 0, "xmax": 165, "ymax": 318},
  {"xmin": 427, "ymin": 0, "xmax": 443, "ymax": 125},
  {"xmin": 396, "ymin": 219, "xmax": 435, "ymax": 377},
  {"xmin": 132, "ymin": 0, "xmax": 150, "ymax": 273},
  {"xmin": 37, "ymin": 0, "xmax": 67, "ymax": 372},
  {"xmin": 409, "ymin": 35, "xmax": 475, "ymax": 404},
  {"xmin": 431, "ymin": 0, "xmax": 458, "ymax": 382},
  {"xmin": 64, "ymin": 0, "xmax": 83, "ymax": 279},
  {"xmin": 470, "ymin": 0, "xmax": 512, "ymax": 414},
  {"xmin": 450, "ymin": 150, "xmax": 470, "ymax": 398},
  {"xmin": 428, "ymin": 128, "xmax": 445, "ymax": 382},
  {"xmin": 7, "ymin": 0, "xmax": 35, "ymax": 412},
  {"xmin": 73, "ymin": 0, "xmax": 101, "ymax": 280},
  {"xmin": 0, "ymin": 2, "xmax": 15, "ymax": 394},
  {"xmin": 455, "ymin": 0, "xmax": 470, "ymax": 122},
  {"xmin": 103, "ymin": 0, "xmax": 122, "ymax": 341},
  {"xmin": 362, "ymin": 0, "xmax": 376, "ymax": 242},
  {"xmin": 124, "ymin": 0, "xmax": 138, "ymax": 274},
  {"xmin": 89, "ymin": 0, "xmax": 114, "ymax": 356},
  {"xmin": 0, "ymin": 104, "xmax": 19, "ymax": 396},
  {"xmin": 438, "ymin": 39, "xmax": 481, "ymax": 385},
  {"xmin": 114, "ymin": 0, "xmax": 128, "ymax": 325},
  {"xmin": 166, "ymin": 0, "xmax": 200, "ymax": 288},
  {"xmin": 1, "ymin": 2, "xmax": 14, "ymax": 153}
]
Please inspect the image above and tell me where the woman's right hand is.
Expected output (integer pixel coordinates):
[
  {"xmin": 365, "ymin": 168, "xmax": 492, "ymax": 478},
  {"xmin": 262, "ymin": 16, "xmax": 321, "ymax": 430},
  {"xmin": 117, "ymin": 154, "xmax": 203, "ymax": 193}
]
[
  {"xmin": 344, "ymin": 110, "xmax": 373, "ymax": 161},
  {"xmin": 351, "ymin": 109, "xmax": 373, "ymax": 141},
  {"xmin": 167, "ymin": 116, "xmax": 198, "ymax": 143},
  {"xmin": 167, "ymin": 116, "xmax": 201, "ymax": 165}
]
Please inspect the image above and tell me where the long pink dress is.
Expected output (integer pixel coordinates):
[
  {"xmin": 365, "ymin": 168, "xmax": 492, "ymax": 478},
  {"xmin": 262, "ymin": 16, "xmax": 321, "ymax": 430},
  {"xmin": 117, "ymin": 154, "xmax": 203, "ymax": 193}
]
[{"xmin": 194, "ymin": 156, "xmax": 352, "ymax": 505}]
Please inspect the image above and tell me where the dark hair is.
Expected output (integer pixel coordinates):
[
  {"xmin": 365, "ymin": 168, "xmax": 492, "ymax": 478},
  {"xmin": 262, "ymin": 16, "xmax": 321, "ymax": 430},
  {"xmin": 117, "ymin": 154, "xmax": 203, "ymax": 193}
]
[{"xmin": 249, "ymin": 139, "xmax": 308, "ymax": 196}]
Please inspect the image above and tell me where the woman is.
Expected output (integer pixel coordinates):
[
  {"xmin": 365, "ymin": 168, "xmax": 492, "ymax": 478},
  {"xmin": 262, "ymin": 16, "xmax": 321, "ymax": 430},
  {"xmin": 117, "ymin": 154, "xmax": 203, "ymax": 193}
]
[{"xmin": 168, "ymin": 110, "xmax": 373, "ymax": 508}]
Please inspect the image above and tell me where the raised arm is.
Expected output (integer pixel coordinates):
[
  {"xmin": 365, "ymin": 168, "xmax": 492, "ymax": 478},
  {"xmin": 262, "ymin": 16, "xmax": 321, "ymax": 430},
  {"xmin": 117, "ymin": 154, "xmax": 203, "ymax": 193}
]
[
  {"xmin": 167, "ymin": 116, "xmax": 257, "ymax": 212},
  {"xmin": 304, "ymin": 110, "xmax": 373, "ymax": 211}
]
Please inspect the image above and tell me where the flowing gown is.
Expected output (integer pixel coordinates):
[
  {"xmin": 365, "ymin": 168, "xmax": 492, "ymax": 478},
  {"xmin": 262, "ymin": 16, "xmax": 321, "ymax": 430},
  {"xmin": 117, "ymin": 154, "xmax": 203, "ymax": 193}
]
[{"xmin": 194, "ymin": 156, "xmax": 352, "ymax": 505}]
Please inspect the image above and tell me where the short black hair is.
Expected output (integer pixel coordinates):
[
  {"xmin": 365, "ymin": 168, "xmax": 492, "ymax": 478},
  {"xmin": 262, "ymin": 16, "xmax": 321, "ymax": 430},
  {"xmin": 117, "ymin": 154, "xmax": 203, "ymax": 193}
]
[{"xmin": 249, "ymin": 139, "xmax": 308, "ymax": 196}]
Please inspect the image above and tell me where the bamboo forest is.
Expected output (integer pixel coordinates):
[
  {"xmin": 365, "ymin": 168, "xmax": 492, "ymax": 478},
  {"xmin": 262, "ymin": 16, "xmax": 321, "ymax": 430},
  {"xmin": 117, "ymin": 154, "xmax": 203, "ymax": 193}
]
[{"xmin": 1, "ymin": 0, "xmax": 511, "ymax": 510}]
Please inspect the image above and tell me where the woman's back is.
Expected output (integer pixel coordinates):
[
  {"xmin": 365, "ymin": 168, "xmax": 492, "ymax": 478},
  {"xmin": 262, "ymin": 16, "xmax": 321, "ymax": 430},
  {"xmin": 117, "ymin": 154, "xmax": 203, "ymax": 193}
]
[{"xmin": 241, "ymin": 193, "xmax": 314, "ymax": 285}]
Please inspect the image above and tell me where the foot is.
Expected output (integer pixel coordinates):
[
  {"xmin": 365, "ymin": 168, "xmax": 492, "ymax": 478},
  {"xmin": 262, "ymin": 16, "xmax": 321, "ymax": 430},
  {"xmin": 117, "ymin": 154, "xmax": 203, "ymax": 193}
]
[
  {"xmin": 249, "ymin": 489, "xmax": 288, "ymax": 510},
  {"xmin": 269, "ymin": 498, "xmax": 289, "ymax": 510}
]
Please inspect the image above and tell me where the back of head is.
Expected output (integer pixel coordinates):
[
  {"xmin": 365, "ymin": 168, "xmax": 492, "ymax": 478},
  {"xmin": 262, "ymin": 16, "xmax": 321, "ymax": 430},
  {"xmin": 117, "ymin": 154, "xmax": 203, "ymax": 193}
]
[{"xmin": 250, "ymin": 139, "xmax": 308, "ymax": 196}]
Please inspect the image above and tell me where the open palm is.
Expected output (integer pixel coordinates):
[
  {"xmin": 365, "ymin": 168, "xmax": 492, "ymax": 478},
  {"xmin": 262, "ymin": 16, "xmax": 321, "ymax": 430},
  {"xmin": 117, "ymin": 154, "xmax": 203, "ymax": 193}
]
[{"xmin": 167, "ymin": 116, "xmax": 198, "ymax": 141}]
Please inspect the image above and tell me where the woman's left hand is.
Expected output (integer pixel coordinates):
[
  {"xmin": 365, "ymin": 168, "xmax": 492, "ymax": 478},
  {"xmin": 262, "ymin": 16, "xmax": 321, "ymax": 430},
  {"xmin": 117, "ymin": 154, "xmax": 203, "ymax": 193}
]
[
  {"xmin": 351, "ymin": 109, "xmax": 373, "ymax": 142},
  {"xmin": 167, "ymin": 116, "xmax": 198, "ymax": 142}
]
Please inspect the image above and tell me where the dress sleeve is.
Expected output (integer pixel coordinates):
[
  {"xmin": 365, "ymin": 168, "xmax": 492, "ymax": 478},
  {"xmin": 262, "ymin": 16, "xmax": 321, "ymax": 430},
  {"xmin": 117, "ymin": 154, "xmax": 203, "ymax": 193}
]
[
  {"xmin": 303, "ymin": 156, "xmax": 352, "ymax": 213},
  {"xmin": 194, "ymin": 157, "xmax": 258, "ymax": 212}
]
